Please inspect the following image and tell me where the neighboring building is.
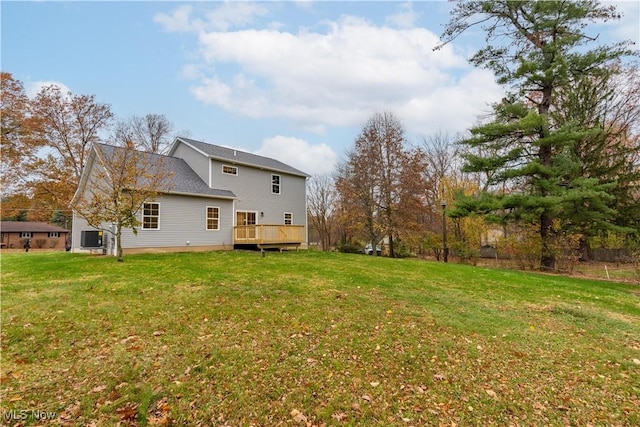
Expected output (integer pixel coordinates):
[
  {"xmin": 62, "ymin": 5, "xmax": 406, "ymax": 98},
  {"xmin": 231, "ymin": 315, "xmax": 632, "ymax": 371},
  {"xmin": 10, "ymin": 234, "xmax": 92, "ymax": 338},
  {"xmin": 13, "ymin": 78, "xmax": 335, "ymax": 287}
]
[
  {"xmin": 1, "ymin": 222, "xmax": 70, "ymax": 250},
  {"xmin": 71, "ymin": 137, "xmax": 310, "ymax": 255}
]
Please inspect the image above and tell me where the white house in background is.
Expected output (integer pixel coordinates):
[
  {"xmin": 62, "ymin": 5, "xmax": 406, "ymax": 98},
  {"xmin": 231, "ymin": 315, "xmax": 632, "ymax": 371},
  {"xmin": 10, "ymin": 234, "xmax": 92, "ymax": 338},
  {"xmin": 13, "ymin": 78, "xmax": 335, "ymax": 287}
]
[{"xmin": 71, "ymin": 137, "xmax": 310, "ymax": 255}]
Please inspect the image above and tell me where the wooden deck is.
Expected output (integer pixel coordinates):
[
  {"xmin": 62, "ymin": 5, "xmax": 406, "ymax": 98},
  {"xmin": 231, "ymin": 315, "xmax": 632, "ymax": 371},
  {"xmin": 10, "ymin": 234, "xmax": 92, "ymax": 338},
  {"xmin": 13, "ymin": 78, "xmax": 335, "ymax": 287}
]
[{"xmin": 233, "ymin": 225, "xmax": 305, "ymax": 248}]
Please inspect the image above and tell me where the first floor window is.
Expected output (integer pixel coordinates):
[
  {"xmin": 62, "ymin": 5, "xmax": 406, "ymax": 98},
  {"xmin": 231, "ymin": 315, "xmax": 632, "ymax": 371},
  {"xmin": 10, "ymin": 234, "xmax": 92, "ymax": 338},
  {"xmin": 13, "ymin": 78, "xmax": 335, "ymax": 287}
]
[
  {"xmin": 284, "ymin": 212, "xmax": 293, "ymax": 225},
  {"xmin": 272, "ymin": 174, "xmax": 281, "ymax": 194},
  {"xmin": 48, "ymin": 232, "xmax": 60, "ymax": 238},
  {"xmin": 20, "ymin": 232, "xmax": 32, "ymax": 238},
  {"xmin": 207, "ymin": 207, "xmax": 220, "ymax": 230},
  {"xmin": 142, "ymin": 202, "xmax": 160, "ymax": 229}
]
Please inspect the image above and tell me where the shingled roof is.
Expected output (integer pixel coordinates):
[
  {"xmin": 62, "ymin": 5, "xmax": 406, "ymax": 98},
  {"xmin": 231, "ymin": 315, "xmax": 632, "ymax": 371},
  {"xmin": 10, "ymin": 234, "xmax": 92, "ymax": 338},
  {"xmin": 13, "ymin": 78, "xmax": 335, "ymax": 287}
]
[
  {"xmin": 175, "ymin": 137, "xmax": 310, "ymax": 178},
  {"xmin": 97, "ymin": 144, "xmax": 236, "ymax": 199},
  {"xmin": 1, "ymin": 222, "xmax": 69, "ymax": 233}
]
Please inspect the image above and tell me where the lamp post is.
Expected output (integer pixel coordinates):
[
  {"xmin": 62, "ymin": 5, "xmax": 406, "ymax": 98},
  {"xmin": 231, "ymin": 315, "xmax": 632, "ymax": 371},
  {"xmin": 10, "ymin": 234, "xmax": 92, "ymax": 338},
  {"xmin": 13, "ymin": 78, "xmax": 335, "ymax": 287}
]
[{"xmin": 441, "ymin": 200, "xmax": 448, "ymax": 263}]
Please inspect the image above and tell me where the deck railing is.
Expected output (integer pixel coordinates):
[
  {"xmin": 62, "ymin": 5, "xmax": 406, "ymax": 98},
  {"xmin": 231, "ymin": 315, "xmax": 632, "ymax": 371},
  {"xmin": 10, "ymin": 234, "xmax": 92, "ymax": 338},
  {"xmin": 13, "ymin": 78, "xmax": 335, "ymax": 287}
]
[{"xmin": 233, "ymin": 225, "xmax": 305, "ymax": 245}]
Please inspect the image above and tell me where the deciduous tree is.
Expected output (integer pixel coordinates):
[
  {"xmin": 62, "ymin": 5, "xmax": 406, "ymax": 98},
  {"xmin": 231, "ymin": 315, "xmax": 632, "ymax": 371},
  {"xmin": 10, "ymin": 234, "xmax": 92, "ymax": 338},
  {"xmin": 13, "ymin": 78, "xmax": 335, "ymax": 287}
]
[
  {"xmin": 28, "ymin": 84, "xmax": 113, "ymax": 208},
  {"xmin": 1, "ymin": 72, "xmax": 31, "ymax": 195},
  {"xmin": 72, "ymin": 140, "xmax": 174, "ymax": 262},
  {"xmin": 336, "ymin": 112, "xmax": 426, "ymax": 257},
  {"xmin": 307, "ymin": 174, "xmax": 336, "ymax": 251}
]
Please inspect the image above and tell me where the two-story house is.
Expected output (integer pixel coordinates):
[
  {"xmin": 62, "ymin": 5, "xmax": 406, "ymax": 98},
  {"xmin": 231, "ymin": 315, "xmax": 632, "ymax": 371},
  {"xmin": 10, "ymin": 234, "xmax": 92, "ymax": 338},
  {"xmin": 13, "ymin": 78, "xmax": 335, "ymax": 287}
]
[{"xmin": 71, "ymin": 137, "xmax": 309, "ymax": 255}]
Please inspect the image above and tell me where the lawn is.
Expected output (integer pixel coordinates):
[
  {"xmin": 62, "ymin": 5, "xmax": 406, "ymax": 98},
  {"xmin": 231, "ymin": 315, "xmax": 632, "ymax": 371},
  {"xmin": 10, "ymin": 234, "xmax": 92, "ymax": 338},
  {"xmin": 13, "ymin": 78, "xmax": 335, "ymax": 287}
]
[{"xmin": 1, "ymin": 250, "xmax": 639, "ymax": 426}]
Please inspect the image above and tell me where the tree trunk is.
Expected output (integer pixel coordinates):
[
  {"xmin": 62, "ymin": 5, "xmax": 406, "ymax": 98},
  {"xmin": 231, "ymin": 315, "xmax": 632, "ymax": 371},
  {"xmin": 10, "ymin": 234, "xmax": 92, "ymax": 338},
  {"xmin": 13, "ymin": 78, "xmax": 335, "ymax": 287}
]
[
  {"xmin": 540, "ymin": 211, "xmax": 555, "ymax": 270},
  {"xmin": 116, "ymin": 223, "xmax": 124, "ymax": 262}
]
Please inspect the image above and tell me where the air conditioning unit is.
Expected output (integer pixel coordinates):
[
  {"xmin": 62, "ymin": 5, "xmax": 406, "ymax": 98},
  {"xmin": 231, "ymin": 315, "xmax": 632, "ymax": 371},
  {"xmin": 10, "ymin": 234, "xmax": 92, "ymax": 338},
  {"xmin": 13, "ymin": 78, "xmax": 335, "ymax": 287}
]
[{"xmin": 80, "ymin": 230, "xmax": 103, "ymax": 248}]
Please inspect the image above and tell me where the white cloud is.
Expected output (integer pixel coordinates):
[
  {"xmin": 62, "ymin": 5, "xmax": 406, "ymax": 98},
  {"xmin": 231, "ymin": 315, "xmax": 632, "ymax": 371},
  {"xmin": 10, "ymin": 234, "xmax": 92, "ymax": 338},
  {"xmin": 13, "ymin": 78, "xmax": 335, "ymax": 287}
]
[
  {"xmin": 26, "ymin": 80, "xmax": 72, "ymax": 98},
  {"xmin": 158, "ymin": 3, "xmax": 505, "ymax": 141},
  {"xmin": 254, "ymin": 135, "xmax": 338, "ymax": 176},
  {"xmin": 154, "ymin": 1, "xmax": 269, "ymax": 33},
  {"xmin": 181, "ymin": 12, "xmax": 501, "ymax": 136},
  {"xmin": 385, "ymin": 2, "xmax": 420, "ymax": 29}
]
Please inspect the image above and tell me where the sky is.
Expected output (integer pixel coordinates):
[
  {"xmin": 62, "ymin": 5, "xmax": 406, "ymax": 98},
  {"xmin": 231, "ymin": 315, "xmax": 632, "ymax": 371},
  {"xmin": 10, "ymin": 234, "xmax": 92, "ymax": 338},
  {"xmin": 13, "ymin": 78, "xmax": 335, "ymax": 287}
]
[{"xmin": 2, "ymin": 1, "xmax": 638, "ymax": 176}]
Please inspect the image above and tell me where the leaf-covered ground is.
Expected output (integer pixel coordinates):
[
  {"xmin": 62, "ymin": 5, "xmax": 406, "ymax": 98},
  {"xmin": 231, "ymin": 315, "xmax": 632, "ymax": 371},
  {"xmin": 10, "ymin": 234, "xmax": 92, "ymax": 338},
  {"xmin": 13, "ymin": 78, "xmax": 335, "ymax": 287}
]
[{"xmin": 1, "ymin": 251, "xmax": 639, "ymax": 426}]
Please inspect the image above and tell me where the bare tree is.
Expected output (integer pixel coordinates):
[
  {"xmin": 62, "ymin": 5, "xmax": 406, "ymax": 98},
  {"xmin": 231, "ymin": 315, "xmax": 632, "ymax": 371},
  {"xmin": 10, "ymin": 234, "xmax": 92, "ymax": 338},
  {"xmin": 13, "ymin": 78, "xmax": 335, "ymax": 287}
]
[
  {"xmin": 307, "ymin": 174, "xmax": 336, "ymax": 251},
  {"xmin": 130, "ymin": 114, "xmax": 173, "ymax": 154}
]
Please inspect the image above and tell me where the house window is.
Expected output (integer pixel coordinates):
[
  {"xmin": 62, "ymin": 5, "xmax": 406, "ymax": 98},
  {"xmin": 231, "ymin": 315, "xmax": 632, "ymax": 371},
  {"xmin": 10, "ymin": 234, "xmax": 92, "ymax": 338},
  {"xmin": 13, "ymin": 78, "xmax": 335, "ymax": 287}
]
[
  {"xmin": 207, "ymin": 207, "xmax": 220, "ymax": 230},
  {"xmin": 284, "ymin": 212, "xmax": 293, "ymax": 225},
  {"xmin": 272, "ymin": 174, "xmax": 281, "ymax": 194},
  {"xmin": 48, "ymin": 232, "xmax": 60, "ymax": 238},
  {"xmin": 222, "ymin": 165, "xmax": 238, "ymax": 175},
  {"xmin": 142, "ymin": 202, "xmax": 160, "ymax": 229},
  {"xmin": 20, "ymin": 232, "xmax": 32, "ymax": 238}
]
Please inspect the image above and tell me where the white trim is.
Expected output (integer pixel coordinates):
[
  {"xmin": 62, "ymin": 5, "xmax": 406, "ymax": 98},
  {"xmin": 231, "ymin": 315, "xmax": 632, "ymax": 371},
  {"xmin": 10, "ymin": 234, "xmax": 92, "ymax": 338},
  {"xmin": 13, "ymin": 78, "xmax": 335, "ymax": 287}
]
[
  {"xmin": 206, "ymin": 206, "xmax": 220, "ymax": 231},
  {"xmin": 141, "ymin": 202, "xmax": 161, "ymax": 230},
  {"xmin": 222, "ymin": 164, "xmax": 238, "ymax": 176},
  {"xmin": 284, "ymin": 212, "xmax": 293, "ymax": 225},
  {"xmin": 271, "ymin": 174, "xmax": 281, "ymax": 195}
]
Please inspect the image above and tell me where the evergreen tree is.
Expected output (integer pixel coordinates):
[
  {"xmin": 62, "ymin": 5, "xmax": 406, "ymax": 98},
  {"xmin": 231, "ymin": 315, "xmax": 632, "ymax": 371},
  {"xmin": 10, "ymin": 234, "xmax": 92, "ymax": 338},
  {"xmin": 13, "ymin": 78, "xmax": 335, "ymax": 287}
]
[{"xmin": 438, "ymin": 0, "xmax": 637, "ymax": 269}]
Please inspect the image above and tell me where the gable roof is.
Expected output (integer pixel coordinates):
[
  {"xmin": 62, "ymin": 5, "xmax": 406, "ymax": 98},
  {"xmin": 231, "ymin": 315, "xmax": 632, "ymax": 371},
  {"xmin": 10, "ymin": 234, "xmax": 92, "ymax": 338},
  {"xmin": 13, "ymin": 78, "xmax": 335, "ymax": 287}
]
[
  {"xmin": 96, "ymin": 144, "xmax": 236, "ymax": 200},
  {"xmin": 173, "ymin": 137, "xmax": 310, "ymax": 178},
  {"xmin": 1, "ymin": 221, "xmax": 69, "ymax": 233}
]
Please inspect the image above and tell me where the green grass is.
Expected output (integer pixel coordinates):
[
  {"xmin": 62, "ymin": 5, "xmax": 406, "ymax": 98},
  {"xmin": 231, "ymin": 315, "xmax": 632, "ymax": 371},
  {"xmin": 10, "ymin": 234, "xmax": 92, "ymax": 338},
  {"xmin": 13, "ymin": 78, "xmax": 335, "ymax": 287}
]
[{"xmin": 1, "ymin": 251, "xmax": 639, "ymax": 426}]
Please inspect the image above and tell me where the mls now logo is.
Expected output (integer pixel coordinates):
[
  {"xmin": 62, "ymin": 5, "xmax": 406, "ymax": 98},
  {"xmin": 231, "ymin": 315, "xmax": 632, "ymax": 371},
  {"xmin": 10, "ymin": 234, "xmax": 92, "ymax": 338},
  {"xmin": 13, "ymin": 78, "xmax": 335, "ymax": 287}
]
[{"xmin": 3, "ymin": 410, "xmax": 57, "ymax": 421}]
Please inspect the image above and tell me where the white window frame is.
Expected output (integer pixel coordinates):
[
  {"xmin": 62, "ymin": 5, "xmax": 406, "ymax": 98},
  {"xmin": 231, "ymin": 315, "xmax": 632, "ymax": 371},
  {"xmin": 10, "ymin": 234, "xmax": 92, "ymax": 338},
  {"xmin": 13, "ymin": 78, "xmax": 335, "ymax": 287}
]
[
  {"xmin": 20, "ymin": 232, "xmax": 32, "ymax": 238},
  {"xmin": 271, "ymin": 174, "xmax": 281, "ymax": 195},
  {"xmin": 222, "ymin": 164, "xmax": 238, "ymax": 176},
  {"xmin": 48, "ymin": 232, "xmax": 60, "ymax": 238},
  {"xmin": 206, "ymin": 206, "xmax": 220, "ymax": 231},
  {"xmin": 284, "ymin": 212, "xmax": 293, "ymax": 225},
  {"xmin": 142, "ymin": 202, "xmax": 160, "ymax": 230}
]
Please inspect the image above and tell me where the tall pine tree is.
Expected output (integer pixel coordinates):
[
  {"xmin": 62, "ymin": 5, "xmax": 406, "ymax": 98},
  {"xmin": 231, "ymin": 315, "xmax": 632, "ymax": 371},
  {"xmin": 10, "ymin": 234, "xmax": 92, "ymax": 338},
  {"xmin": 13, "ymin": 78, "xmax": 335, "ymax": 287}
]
[{"xmin": 438, "ymin": 0, "xmax": 637, "ymax": 269}]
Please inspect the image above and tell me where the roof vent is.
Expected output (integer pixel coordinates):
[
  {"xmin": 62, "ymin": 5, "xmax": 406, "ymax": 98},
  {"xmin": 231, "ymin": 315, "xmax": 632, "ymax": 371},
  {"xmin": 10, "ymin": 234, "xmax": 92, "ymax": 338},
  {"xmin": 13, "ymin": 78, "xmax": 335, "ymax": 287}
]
[{"xmin": 233, "ymin": 150, "xmax": 237, "ymax": 157}]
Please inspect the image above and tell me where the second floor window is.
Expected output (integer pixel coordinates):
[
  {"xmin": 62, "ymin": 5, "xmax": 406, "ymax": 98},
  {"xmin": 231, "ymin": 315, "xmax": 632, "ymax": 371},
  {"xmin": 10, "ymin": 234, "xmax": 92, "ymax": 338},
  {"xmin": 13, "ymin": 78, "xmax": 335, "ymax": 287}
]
[
  {"xmin": 142, "ymin": 203, "xmax": 160, "ymax": 229},
  {"xmin": 222, "ymin": 165, "xmax": 238, "ymax": 175},
  {"xmin": 272, "ymin": 174, "xmax": 281, "ymax": 194}
]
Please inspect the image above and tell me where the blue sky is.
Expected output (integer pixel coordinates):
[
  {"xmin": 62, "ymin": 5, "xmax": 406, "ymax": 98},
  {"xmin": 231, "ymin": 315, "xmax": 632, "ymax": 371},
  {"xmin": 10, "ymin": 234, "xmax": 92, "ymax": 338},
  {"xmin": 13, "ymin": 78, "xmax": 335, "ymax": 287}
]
[{"xmin": 2, "ymin": 1, "xmax": 638, "ymax": 175}]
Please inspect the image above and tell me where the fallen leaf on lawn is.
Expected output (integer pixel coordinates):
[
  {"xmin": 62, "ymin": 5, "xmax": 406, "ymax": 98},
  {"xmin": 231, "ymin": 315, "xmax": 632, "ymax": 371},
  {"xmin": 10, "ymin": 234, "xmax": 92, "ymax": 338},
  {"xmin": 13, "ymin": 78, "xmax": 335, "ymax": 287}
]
[
  {"xmin": 120, "ymin": 335, "xmax": 138, "ymax": 344},
  {"xmin": 116, "ymin": 403, "xmax": 138, "ymax": 422},
  {"xmin": 370, "ymin": 381, "xmax": 380, "ymax": 387},
  {"xmin": 153, "ymin": 330, "xmax": 165, "ymax": 337},
  {"xmin": 332, "ymin": 412, "xmax": 347, "ymax": 422},
  {"xmin": 290, "ymin": 409, "xmax": 307, "ymax": 423},
  {"xmin": 361, "ymin": 394, "xmax": 372, "ymax": 402},
  {"xmin": 9, "ymin": 396, "xmax": 22, "ymax": 402},
  {"xmin": 91, "ymin": 385, "xmax": 107, "ymax": 393},
  {"xmin": 632, "ymin": 358, "xmax": 640, "ymax": 365},
  {"xmin": 485, "ymin": 389, "xmax": 498, "ymax": 399},
  {"xmin": 433, "ymin": 374, "xmax": 446, "ymax": 382}
]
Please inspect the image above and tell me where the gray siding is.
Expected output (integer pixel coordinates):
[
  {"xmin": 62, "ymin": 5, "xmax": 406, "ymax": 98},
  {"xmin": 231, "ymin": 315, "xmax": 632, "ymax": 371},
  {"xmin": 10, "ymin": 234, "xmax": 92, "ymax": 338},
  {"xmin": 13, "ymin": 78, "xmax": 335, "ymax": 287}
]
[
  {"xmin": 120, "ymin": 194, "xmax": 234, "ymax": 249},
  {"xmin": 72, "ymin": 195, "xmax": 234, "ymax": 252},
  {"xmin": 171, "ymin": 142, "xmax": 210, "ymax": 186},
  {"xmin": 210, "ymin": 159, "xmax": 307, "ymax": 226}
]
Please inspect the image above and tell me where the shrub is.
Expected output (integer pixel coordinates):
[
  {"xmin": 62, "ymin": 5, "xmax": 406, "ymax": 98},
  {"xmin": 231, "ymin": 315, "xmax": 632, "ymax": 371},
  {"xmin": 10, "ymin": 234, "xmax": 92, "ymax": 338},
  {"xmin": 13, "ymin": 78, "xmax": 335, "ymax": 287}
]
[
  {"xmin": 336, "ymin": 240, "xmax": 362, "ymax": 254},
  {"xmin": 34, "ymin": 239, "xmax": 47, "ymax": 249}
]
